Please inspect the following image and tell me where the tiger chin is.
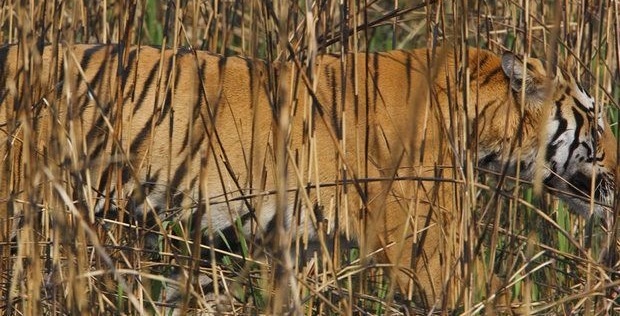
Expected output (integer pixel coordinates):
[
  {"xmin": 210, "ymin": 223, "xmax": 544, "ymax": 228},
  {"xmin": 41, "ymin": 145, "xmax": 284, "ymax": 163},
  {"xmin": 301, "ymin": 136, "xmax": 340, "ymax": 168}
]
[{"xmin": 0, "ymin": 44, "xmax": 616, "ymax": 311}]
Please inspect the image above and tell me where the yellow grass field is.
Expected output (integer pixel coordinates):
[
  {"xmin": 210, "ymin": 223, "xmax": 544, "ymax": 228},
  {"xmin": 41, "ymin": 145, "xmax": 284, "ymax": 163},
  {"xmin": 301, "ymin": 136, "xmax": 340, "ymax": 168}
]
[{"xmin": 0, "ymin": 1, "xmax": 619, "ymax": 315}]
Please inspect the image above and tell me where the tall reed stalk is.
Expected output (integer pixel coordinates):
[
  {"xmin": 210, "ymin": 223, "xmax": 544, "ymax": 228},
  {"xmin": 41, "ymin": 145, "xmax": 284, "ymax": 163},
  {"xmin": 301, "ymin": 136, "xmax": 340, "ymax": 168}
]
[{"xmin": 0, "ymin": 0, "xmax": 618, "ymax": 314}]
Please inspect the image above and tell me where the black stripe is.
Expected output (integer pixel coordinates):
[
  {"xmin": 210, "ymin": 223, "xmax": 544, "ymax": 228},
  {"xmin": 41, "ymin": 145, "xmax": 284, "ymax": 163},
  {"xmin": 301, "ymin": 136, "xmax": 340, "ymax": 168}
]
[
  {"xmin": 80, "ymin": 45, "xmax": 109, "ymax": 73},
  {"xmin": 562, "ymin": 107, "xmax": 584, "ymax": 170},
  {"xmin": 577, "ymin": 83, "xmax": 592, "ymax": 99},
  {"xmin": 173, "ymin": 55, "xmax": 183, "ymax": 87},
  {"xmin": 480, "ymin": 66, "xmax": 503, "ymax": 86},
  {"xmin": 404, "ymin": 53, "xmax": 413, "ymax": 105},
  {"xmin": 0, "ymin": 45, "xmax": 12, "ymax": 106},
  {"xmin": 82, "ymin": 45, "xmax": 117, "ymax": 94},
  {"xmin": 179, "ymin": 60, "xmax": 207, "ymax": 157},
  {"xmin": 155, "ymin": 56, "xmax": 175, "ymax": 126},
  {"xmin": 122, "ymin": 164, "xmax": 133, "ymax": 184},
  {"xmin": 79, "ymin": 46, "xmax": 116, "ymax": 116},
  {"xmin": 525, "ymin": 61, "xmax": 537, "ymax": 72},
  {"xmin": 246, "ymin": 58, "xmax": 255, "ymax": 102},
  {"xmin": 168, "ymin": 160, "xmax": 188, "ymax": 194},
  {"xmin": 96, "ymin": 166, "xmax": 112, "ymax": 203},
  {"xmin": 89, "ymin": 138, "xmax": 106, "ymax": 160},
  {"xmin": 479, "ymin": 99, "xmax": 499, "ymax": 113},
  {"xmin": 120, "ymin": 48, "xmax": 138, "ymax": 94},
  {"xmin": 265, "ymin": 213, "xmax": 279, "ymax": 236},
  {"xmin": 549, "ymin": 100, "xmax": 568, "ymax": 144},
  {"xmin": 132, "ymin": 59, "xmax": 162, "ymax": 115},
  {"xmin": 546, "ymin": 143, "xmax": 558, "ymax": 163},
  {"xmin": 84, "ymin": 107, "xmax": 112, "ymax": 145},
  {"xmin": 372, "ymin": 54, "xmax": 379, "ymax": 111},
  {"xmin": 216, "ymin": 57, "xmax": 228, "ymax": 115},
  {"xmin": 327, "ymin": 68, "xmax": 341, "ymax": 139},
  {"xmin": 129, "ymin": 112, "xmax": 156, "ymax": 153},
  {"xmin": 348, "ymin": 53, "xmax": 357, "ymax": 101},
  {"xmin": 191, "ymin": 60, "xmax": 209, "ymax": 159},
  {"xmin": 545, "ymin": 100, "xmax": 566, "ymax": 163},
  {"xmin": 543, "ymin": 174, "xmax": 555, "ymax": 187},
  {"xmin": 190, "ymin": 126, "xmax": 207, "ymax": 159},
  {"xmin": 581, "ymin": 141, "xmax": 594, "ymax": 163},
  {"xmin": 144, "ymin": 170, "xmax": 161, "ymax": 192},
  {"xmin": 571, "ymin": 95, "xmax": 591, "ymax": 113},
  {"xmin": 188, "ymin": 176, "xmax": 198, "ymax": 193}
]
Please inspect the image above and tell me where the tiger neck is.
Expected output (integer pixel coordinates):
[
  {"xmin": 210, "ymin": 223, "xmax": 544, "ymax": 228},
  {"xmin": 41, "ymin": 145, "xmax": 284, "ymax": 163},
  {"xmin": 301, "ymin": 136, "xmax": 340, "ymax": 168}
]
[{"xmin": 472, "ymin": 90, "xmax": 543, "ymax": 181}]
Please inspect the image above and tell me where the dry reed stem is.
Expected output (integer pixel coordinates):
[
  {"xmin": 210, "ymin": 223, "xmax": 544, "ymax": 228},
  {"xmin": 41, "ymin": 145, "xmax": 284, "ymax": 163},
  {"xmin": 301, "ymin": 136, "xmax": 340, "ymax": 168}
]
[{"xmin": 0, "ymin": 0, "xmax": 618, "ymax": 315}]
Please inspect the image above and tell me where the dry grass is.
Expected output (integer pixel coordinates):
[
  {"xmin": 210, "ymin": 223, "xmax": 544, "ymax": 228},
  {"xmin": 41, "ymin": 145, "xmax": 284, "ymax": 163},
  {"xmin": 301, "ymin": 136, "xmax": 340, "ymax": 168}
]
[{"xmin": 0, "ymin": 0, "xmax": 619, "ymax": 315}]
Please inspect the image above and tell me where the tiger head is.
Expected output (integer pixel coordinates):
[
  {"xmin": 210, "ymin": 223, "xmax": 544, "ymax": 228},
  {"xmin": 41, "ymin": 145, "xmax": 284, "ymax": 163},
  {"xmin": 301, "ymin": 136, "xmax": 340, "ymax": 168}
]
[{"xmin": 500, "ymin": 53, "xmax": 617, "ymax": 219}]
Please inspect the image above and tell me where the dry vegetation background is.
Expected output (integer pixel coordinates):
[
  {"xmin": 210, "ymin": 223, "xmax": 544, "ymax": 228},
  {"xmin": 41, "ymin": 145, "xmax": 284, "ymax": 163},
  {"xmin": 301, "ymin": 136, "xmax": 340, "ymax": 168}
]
[{"xmin": 0, "ymin": 0, "xmax": 619, "ymax": 315}]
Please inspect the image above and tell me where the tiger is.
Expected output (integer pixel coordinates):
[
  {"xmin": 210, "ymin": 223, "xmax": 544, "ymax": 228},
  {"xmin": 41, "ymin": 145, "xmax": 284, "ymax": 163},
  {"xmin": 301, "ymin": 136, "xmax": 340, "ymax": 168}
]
[{"xmin": 0, "ymin": 43, "xmax": 616, "ymax": 310}]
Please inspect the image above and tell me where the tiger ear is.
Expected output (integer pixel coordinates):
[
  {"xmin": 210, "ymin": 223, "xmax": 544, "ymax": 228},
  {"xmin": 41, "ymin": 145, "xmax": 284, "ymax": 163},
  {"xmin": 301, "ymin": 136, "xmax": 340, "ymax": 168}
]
[
  {"xmin": 501, "ymin": 52, "xmax": 549, "ymax": 105},
  {"xmin": 501, "ymin": 52, "xmax": 531, "ymax": 93}
]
